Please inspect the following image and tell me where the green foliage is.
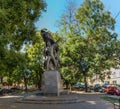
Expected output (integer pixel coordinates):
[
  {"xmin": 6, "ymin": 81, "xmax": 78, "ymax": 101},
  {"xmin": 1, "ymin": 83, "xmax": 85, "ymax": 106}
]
[
  {"xmin": 75, "ymin": 0, "xmax": 118, "ymax": 72},
  {"xmin": 114, "ymin": 40, "xmax": 120, "ymax": 67},
  {"xmin": 61, "ymin": 37, "xmax": 82, "ymax": 84},
  {"xmin": 58, "ymin": 0, "xmax": 119, "ymax": 88},
  {"xmin": 57, "ymin": 0, "xmax": 79, "ymax": 38},
  {"xmin": 0, "ymin": 0, "xmax": 46, "ymax": 50},
  {"xmin": 0, "ymin": 0, "xmax": 46, "ymax": 86},
  {"xmin": 26, "ymin": 31, "xmax": 44, "ymax": 87}
]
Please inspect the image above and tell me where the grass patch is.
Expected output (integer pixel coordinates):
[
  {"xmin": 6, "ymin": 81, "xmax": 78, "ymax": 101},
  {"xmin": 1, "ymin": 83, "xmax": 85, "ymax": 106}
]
[{"xmin": 101, "ymin": 96, "xmax": 119, "ymax": 103}]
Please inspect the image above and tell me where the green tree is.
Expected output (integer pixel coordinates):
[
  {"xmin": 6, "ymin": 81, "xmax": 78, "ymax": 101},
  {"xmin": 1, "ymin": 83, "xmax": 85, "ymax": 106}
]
[
  {"xmin": 26, "ymin": 31, "xmax": 44, "ymax": 89},
  {"xmin": 0, "ymin": 0, "xmax": 46, "ymax": 85},
  {"xmin": 114, "ymin": 40, "xmax": 120, "ymax": 68},
  {"xmin": 0, "ymin": 0, "xmax": 46, "ymax": 50},
  {"xmin": 57, "ymin": 0, "xmax": 78, "ymax": 38},
  {"xmin": 75, "ymin": 0, "xmax": 118, "ymax": 91},
  {"xmin": 59, "ymin": 0, "xmax": 119, "ymax": 92},
  {"xmin": 5, "ymin": 51, "xmax": 27, "ymax": 86},
  {"xmin": 57, "ymin": 0, "xmax": 79, "ymax": 88}
]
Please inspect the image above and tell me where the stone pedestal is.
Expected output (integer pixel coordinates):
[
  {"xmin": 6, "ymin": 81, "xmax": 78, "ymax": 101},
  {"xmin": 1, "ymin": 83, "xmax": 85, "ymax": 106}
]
[{"xmin": 42, "ymin": 70, "xmax": 63, "ymax": 96}]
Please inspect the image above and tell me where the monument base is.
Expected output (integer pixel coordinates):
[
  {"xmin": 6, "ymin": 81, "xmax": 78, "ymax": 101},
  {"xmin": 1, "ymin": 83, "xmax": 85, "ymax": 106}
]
[{"xmin": 42, "ymin": 70, "xmax": 63, "ymax": 96}]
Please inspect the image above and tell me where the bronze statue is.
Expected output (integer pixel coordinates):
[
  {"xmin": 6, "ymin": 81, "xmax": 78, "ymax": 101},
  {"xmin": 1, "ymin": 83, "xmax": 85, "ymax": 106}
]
[{"xmin": 41, "ymin": 29, "xmax": 60, "ymax": 70}]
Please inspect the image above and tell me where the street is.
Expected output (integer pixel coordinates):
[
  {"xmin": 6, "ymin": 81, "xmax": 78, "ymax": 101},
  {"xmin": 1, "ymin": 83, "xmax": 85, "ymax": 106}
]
[{"xmin": 0, "ymin": 93, "xmax": 113, "ymax": 109}]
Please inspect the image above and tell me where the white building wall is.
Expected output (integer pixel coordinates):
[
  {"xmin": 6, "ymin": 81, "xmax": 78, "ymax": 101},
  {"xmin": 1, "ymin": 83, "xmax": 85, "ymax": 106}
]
[{"xmin": 110, "ymin": 68, "xmax": 120, "ymax": 85}]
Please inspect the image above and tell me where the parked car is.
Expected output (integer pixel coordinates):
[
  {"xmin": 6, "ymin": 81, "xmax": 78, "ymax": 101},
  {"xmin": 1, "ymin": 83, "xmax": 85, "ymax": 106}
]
[
  {"xmin": 10, "ymin": 87, "xmax": 21, "ymax": 92},
  {"xmin": 0, "ymin": 88, "xmax": 12, "ymax": 95},
  {"xmin": 99, "ymin": 84, "xmax": 109, "ymax": 93},
  {"xmin": 0, "ymin": 89, "xmax": 3, "ymax": 95},
  {"xmin": 105, "ymin": 85, "xmax": 116, "ymax": 94},
  {"xmin": 73, "ymin": 83, "xmax": 81, "ymax": 88},
  {"xmin": 115, "ymin": 87, "xmax": 120, "ymax": 96},
  {"xmin": 73, "ymin": 83, "xmax": 86, "ymax": 89},
  {"xmin": 99, "ymin": 87, "xmax": 106, "ymax": 93},
  {"xmin": 80, "ymin": 83, "xmax": 85, "ymax": 88},
  {"xmin": 93, "ymin": 84, "xmax": 101, "ymax": 92}
]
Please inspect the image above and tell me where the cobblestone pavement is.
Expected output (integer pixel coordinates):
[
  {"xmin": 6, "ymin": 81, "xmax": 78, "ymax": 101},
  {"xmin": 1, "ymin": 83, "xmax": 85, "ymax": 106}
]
[{"xmin": 0, "ymin": 93, "xmax": 114, "ymax": 109}]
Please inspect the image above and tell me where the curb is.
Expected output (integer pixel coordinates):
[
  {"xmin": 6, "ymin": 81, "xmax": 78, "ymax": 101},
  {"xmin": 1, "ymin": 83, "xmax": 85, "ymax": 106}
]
[{"xmin": 15, "ymin": 94, "xmax": 85, "ymax": 104}]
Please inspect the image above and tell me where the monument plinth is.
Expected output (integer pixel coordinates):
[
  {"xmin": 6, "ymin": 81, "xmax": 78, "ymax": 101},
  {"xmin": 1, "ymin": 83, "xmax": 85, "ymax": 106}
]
[{"xmin": 42, "ymin": 70, "xmax": 63, "ymax": 96}]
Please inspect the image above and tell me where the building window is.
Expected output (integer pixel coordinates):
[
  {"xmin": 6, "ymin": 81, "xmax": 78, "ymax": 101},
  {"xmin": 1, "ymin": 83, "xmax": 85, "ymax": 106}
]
[{"xmin": 112, "ymin": 81, "xmax": 116, "ymax": 85}]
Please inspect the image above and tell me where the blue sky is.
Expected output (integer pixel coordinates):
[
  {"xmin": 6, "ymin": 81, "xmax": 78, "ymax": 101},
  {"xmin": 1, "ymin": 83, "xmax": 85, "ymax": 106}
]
[{"xmin": 35, "ymin": 0, "xmax": 120, "ymax": 39}]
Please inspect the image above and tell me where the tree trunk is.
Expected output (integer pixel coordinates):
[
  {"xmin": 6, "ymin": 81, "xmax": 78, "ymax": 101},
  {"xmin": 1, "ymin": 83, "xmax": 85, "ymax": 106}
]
[
  {"xmin": 37, "ymin": 81, "xmax": 41, "ymax": 89},
  {"xmin": 0, "ymin": 77, "xmax": 3, "ymax": 84},
  {"xmin": 65, "ymin": 80, "xmax": 69, "ymax": 89},
  {"xmin": 36, "ymin": 71, "xmax": 42, "ymax": 89},
  {"xmin": 83, "ymin": 73, "xmax": 88, "ymax": 92},
  {"xmin": 24, "ymin": 77, "xmax": 28, "ymax": 92},
  {"xmin": 69, "ymin": 84, "xmax": 71, "ymax": 91}
]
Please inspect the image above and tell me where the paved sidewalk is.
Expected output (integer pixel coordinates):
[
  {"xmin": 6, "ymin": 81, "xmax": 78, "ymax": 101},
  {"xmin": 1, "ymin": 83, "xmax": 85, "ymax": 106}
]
[{"xmin": 0, "ymin": 92, "xmax": 114, "ymax": 109}]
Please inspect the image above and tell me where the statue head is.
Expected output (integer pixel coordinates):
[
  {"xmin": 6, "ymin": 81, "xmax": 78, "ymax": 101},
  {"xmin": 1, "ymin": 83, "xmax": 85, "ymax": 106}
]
[{"xmin": 40, "ymin": 29, "xmax": 55, "ymax": 45}]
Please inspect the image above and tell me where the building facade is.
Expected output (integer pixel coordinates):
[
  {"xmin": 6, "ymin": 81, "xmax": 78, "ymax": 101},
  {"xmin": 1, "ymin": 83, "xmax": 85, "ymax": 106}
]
[
  {"xmin": 109, "ymin": 68, "xmax": 120, "ymax": 85},
  {"xmin": 90, "ymin": 68, "xmax": 120, "ymax": 85}
]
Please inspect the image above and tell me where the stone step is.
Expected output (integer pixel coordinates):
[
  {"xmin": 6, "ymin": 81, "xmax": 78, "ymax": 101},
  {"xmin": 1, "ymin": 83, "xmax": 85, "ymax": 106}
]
[{"xmin": 16, "ymin": 94, "xmax": 85, "ymax": 104}]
